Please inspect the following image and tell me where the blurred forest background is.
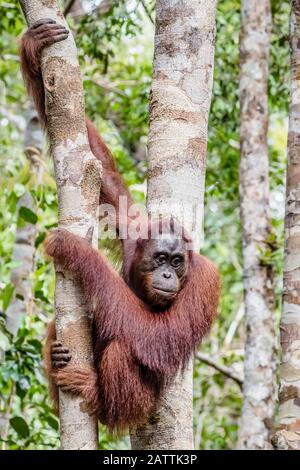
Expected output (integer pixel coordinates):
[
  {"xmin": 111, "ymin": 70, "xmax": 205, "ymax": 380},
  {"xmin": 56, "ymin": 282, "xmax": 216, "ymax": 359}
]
[{"xmin": 0, "ymin": 0, "xmax": 291, "ymax": 449}]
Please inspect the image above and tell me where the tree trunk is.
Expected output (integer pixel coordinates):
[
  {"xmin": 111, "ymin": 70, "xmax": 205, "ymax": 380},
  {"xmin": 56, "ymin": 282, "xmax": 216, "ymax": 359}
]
[
  {"xmin": 273, "ymin": 0, "xmax": 300, "ymax": 450},
  {"xmin": 130, "ymin": 0, "xmax": 217, "ymax": 450},
  {"xmin": 237, "ymin": 0, "xmax": 276, "ymax": 450},
  {"xmin": 19, "ymin": 0, "xmax": 101, "ymax": 450},
  {"xmin": 6, "ymin": 107, "xmax": 43, "ymax": 335}
]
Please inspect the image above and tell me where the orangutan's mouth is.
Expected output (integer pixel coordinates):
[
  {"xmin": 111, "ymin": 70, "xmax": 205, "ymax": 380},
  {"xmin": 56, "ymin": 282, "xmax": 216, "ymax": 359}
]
[{"xmin": 152, "ymin": 287, "xmax": 177, "ymax": 297}]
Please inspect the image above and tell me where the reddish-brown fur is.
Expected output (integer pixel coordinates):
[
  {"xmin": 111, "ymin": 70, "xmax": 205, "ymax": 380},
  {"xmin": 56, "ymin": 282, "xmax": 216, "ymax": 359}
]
[
  {"xmin": 20, "ymin": 32, "xmax": 46, "ymax": 128},
  {"xmin": 44, "ymin": 228, "xmax": 220, "ymax": 431},
  {"xmin": 20, "ymin": 24, "xmax": 220, "ymax": 432}
]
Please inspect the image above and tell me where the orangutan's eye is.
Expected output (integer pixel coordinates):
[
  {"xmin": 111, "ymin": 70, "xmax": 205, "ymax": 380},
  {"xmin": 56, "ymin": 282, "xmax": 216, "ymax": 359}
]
[
  {"xmin": 156, "ymin": 254, "xmax": 167, "ymax": 265},
  {"xmin": 171, "ymin": 256, "xmax": 183, "ymax": 268}
]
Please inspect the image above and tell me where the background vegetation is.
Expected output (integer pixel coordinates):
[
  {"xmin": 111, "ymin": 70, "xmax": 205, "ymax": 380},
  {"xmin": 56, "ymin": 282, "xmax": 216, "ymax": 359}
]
[{"xmin": 0, "ymin": 0, "xmax": 290, "ymax": 449}]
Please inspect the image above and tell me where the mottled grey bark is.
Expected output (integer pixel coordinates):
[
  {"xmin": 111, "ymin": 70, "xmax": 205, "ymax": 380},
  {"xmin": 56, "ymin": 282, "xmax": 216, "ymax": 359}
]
[
  {"xmin": 273, "ymin": 0, "xmax": 300, "ymax": 450},
  {"xmin": 20, "ymin": 0, "xmax": 100, "ymax": 450},
  {"xmin": 237, "ymin": 0, "xmax": 276, "ymax": 450},
  {"xmin": 130, "ymin": 0, "xmax": 217, "ymax": 450},
  {"xmin": 6, "ymin": 108, "xmax": 43, "ymax": 335}
]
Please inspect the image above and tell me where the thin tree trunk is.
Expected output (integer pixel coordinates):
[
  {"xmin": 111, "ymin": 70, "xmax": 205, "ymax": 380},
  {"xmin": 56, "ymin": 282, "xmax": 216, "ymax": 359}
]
[
  {"xmin": 19, "ymin": 0, "xmax": 101, "ymax": 450},
  {"xmin": 237, "ymin": 0, "xmax": 276, "ymax": 450},
  {"xmin": 6, "ymin": 107, "xmax": 43, "ymax": 335},
  {"xmin": 130, "ymin": 0, "xmax": 217, "ymax": 450},
  {"xmin": 273, "ymin": 0, "xmax": 300, "ymax": 450}
]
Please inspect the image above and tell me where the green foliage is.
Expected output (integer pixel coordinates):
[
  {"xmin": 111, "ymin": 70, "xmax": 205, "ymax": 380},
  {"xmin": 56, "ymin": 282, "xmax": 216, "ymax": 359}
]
[
  {"xmin": 10, "ymin": 416, "xmax": 30, "ymax": 439},
  {"xmin": 0, "ymin": 0, "xmax": 289, "ymax": 450},
  {"xmin": 19, "ymin": 206, "xmax": 38, "ymax": 225},
  {"xmin": 0, "ymin": 320, "xmax": 59, "ymax": 449}
]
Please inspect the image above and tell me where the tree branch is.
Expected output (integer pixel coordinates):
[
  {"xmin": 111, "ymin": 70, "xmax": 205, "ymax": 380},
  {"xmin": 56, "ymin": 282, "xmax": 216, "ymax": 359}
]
[
  {"xmin": 196, "ymin": 352, "xmax": 243, "ymax": 389},
  {"xmin": 140, "ymin": 0, "xmax": 154, "ymax": 24},
  {"xmin": 63, "ymin": 0, "xmax": 76, "ymax": 16}
]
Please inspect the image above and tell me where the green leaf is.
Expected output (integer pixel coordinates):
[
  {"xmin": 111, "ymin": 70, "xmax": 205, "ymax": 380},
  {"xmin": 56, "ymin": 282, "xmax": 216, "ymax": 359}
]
[
  {"xmin": 45, "ymin": 415, "xmax": 59, "ymax": 431},
  {"xmin": 28, "ymin": 339, "xmax": 42, "ymax": 352},
  {"xmin": 34, "ymin": 289, "xmax": 49, "ymax": 304},
  {"xmin": 10, "ymin": 417, "xmax": 30, "ymax": 439},
  {"xmin": 19, "ymin": 206, "xmax": 38, "ymax": 225},
  {"xmin": 16, "ymin": 384, "xmax": 26, "ymax": 400},
  {"xmin": 2, "ymin": 283, "xmax": 14, "ymax": 311},
  {"xmin": 35, "ymin": 231, "xmax": 46, "ymax": 247}
]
